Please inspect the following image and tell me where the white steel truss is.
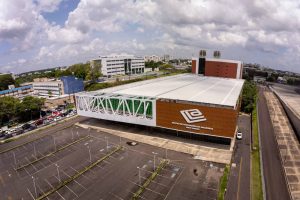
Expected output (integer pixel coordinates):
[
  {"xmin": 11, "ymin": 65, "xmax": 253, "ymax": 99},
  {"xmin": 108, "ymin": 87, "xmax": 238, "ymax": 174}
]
[{"xmin": 76, "ymin": 93, "xmax": 156, "ymax": 126}]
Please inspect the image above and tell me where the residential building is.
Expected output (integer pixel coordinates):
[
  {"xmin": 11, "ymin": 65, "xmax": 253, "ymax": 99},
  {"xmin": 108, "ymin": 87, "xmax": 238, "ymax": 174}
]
[{"xmin": 91, "ymin": 55, "xmax": 145, "ymax": 76}]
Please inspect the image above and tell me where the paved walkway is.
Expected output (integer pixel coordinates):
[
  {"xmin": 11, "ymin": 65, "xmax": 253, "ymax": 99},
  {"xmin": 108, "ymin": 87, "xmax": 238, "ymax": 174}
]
[
  {"xmin": 76, "ymin": 123, "xmax": 232, "ymax": 164},
  {"xmin": 265, "ymin": 90, "xmax": 300, "ymax": 200}
]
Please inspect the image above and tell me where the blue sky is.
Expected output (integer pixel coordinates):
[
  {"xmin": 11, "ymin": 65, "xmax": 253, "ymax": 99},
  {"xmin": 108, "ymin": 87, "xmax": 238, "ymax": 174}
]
[{"xmin": 0, "ymin": 0, "xmax": 300, "ymax": 74}]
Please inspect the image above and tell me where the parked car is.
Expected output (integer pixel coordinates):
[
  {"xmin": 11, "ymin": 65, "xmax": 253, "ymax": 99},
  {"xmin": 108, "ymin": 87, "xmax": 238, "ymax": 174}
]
[
  {"xmin": 22, "ymin": 123, "xmax": 31, "ymax": 130},
  {"xmin": 4, "ymin": 133, "xmax": 13, "ymax": 139},
  {"xmin": 236, "ymin": 131, "xmax": 242, "ymax": 140},
  {"xmin": 35, "ymin": 119, "xmax": 44, "ymax": 126},
  {"xmin": 15, "ymin": 129, "xmax": 24, "ymax": 135}
]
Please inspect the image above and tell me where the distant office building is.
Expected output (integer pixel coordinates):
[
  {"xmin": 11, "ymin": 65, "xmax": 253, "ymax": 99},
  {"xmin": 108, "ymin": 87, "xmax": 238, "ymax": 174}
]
[
  {"xmin": 33, "ymin": 76, "xmax": 84, "ymax": 98},
  {"xmin": 91, "ymin": 55, "xmax": 145, "ymax": 76},
  {"xmin": 192, "ymin": 50, "xmax": 243, "ymax": 79},
  {"xmin": 163, "ymin": 54, "xmax": 170, "ymax": 62},
  {"xmin": 0, "ymin": 85, "xmax": 33, "ymax": 98},
  {"xmin": 144, "ymin": 55, "xmax": 161, "ymax": 62}
]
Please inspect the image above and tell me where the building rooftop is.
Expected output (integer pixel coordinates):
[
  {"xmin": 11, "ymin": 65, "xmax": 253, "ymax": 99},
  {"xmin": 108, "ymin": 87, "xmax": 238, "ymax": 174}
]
[
  {"xmin": 84, "ymin": 74, "xmax": 245, "ymax": 108},
  {"xmin": 0, "ymin": 85, "xmax": 32, "ymax": 95}
]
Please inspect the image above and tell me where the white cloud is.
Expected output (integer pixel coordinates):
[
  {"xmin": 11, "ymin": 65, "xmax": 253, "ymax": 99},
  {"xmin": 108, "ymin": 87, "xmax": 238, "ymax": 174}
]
[
  {"xmin": 1, "ymin": 0, "xmax": 300, "ymax": 73},
  {"xmin": 36, "ymin": 0, "xmax": 64, "ymax": 13}
]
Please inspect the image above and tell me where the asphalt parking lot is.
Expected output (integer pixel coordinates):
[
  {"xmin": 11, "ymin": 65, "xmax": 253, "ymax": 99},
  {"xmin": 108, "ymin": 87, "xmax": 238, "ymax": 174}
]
[{"xmin": 0, "ymin": 120, "xmax": 225, "ymax": 200}]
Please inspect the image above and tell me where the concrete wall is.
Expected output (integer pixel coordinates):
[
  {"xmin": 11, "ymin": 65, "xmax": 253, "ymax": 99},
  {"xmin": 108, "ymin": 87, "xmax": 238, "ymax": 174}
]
[{"xmin": 271, "ymin": 89, "xmax": 300, "ymax": 140}]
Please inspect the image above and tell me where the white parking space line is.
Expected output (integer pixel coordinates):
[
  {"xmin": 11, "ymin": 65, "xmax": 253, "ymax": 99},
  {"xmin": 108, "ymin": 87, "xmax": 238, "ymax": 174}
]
[
  {"xmin": 148, "ymin": 179, "xmax": 169, "ymax": 188},
  {"xmin": 125, "ymin": 189, "xmax": 148, "ymax": 200},
  {"xmin": 61, "ymin": 169, "xmax": 87, "ymax": 190},
  {"xmin": 35, "ymin": 182, "xmax": 50, "ymax": 200},
  {"xmin": 27, "ymin": 188, "xmax": 35, "ymax": 200},
  {"xmin": 69, "ymin": 166, "xmax": 93, "ymax": 182},
  {"xmin": 25, "ymin": 157, "xmax": 39, "ymax": 172},
  {"xmin": 129, "ymin": 180, "xmax": 166, "ymax": 197},
  {"xmin": 53, "ymin": 174, "xmax": 79, "ymax": 197},
  {"xmin": 44, "ymin": 178, "xmax": 66, "ymax": 200},
  {"xmin": 109, "ymin": 192, "xmax": 125, "ymax": 200},
  {"xmin": 23, "ymin": 166, "xmax": 32, "ymax": 177}
]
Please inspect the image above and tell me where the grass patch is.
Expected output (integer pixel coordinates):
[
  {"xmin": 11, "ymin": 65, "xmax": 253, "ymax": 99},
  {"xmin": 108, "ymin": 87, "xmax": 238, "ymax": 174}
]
[
  {"xmin": 251, "ymin": 108, "xmax": 263, "ymax": 200},
  {"xmin": 218, "ymin": 165, "xmax": 230, "ymax": 200}
]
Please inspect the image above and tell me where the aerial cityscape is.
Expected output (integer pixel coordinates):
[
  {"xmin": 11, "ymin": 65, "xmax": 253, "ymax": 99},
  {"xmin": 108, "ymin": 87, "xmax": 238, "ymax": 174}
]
[{"xmin": 0, "ymin": 1, "xmax": 300, "ymax": 200}]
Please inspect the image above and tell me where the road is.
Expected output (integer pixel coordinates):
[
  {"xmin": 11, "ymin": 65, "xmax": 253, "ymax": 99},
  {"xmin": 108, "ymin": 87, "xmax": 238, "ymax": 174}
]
[
  {"xmin": 258, "ymin": 87, "xmax": 290, "ymax": 200},
  {"xmin": 225, "ymin": 114, "xmax": 251, "ymax": 200}
]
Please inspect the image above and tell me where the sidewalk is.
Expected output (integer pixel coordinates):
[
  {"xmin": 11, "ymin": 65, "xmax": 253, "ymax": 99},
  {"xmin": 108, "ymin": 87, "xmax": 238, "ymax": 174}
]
[
  {"xmin": 265, "ymin": 91, "xmax": 300, "ymax": 200},
  {"xmin": 76, "ymin": 122, "xmax": 233, "ymax": 164}
]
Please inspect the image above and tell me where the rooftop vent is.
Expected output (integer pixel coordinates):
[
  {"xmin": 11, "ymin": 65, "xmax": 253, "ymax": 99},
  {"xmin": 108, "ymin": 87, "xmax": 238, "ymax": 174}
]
[
  {"xmin": 199, "ymin": 50, "xmax": 206, "ymax": 58},
  {"xmin": 213, "ymin": 51, "xmax": 221, "ymax": 58}
]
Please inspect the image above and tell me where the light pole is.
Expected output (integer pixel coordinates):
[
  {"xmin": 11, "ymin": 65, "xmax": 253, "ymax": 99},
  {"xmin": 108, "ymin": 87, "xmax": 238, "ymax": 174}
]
[
  {"xmin": 33, "ymin": 143, "xmax": 37, "ymax": 159},
  {"xmin": 165, "ymin": 148, "xmax": 168, "ymax": 159},
  {"xmin": 87, "ymin": 146, "xmax": 92, "ymax": 163},
  {"xmin": 12, "ymin": 151, "xmax": 17, "ymax": 166},
  {"xmin": 137, "ymin": 166, "xmax": 141, "ymax": 185},
  {"xmin": 53, "ymin": 138, "xmax": 57, "ymax": 151},
  {"xmin": 105, "ymin": 136, "xmax": 108, "ymax": 151},
  {"xmin": 152, "ymin": 152, "xmax": 158, "ymax": 171},
  {"xmin": 32, "ymin": 176, "xmax": 37, "ymax": 198},
  {"xmin": 55, "ymin": 164, "xmax": 61, "ymax": 182},
  {"xmin": 71, "ymin": 128, "xmax": 74, "ymax": 141}
]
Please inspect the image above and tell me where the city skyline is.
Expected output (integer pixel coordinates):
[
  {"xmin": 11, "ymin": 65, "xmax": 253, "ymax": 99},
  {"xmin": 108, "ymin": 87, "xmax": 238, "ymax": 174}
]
[{"xmin": 1, "ymin": 0, "xmax": 300, "ymax": 73}]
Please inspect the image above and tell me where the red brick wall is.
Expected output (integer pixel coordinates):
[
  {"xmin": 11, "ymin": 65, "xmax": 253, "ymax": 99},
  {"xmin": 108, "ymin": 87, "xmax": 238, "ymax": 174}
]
[
  {"xmin": 205, "ymin": 61, "xmax": 238, "ymax": 78},
  {"xmin": 191, "ymin": 60, "xmax": 196, "ymax": 74}
]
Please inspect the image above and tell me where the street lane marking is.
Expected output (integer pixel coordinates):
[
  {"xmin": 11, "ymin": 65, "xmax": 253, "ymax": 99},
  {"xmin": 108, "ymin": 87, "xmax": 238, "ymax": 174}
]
[{"xmin": 237, "ymin": 157, "xmax": 243, "ymax": 200}]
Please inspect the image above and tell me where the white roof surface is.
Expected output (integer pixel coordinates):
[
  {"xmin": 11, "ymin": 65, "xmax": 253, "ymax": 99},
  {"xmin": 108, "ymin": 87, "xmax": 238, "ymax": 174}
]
[{"xmin": 87, "ymin": 74, "xmax": 245, "ymax": 108}]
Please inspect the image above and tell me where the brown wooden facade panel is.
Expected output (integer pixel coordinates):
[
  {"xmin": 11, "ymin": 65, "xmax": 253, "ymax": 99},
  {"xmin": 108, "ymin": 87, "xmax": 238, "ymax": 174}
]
[{"xmin": 156, "ymin": 100, "xmax": 238, "ymax": 138}]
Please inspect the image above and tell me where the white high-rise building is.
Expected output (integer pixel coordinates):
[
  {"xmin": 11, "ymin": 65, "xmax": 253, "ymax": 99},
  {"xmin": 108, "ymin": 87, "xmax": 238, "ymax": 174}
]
[{"xmin": 91, "ymin": 55, "xmax": 145, "ymax": 76}]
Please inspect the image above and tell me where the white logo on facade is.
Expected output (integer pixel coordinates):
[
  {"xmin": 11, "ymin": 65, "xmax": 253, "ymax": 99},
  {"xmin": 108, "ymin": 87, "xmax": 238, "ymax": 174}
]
[{"xmin": 180, "ymin": 109, "xmax": 207, "ymax": 123}]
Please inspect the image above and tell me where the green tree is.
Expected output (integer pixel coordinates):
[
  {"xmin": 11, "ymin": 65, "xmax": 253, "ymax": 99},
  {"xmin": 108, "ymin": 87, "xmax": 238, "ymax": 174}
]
[
  {"xmin": 0, "ymin": 96, "xmax": 20, "ymax": 125},
  {"xmin": 0, "ymin": 74, "xmax": 15, "ymax": 90},
  {"xmin": 17, "ymin": 96, "xmax": 45, "ymax": 121},
  {"xmin": 241, "ymin": 81, "xmax": 257, "ymax": 113}
]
